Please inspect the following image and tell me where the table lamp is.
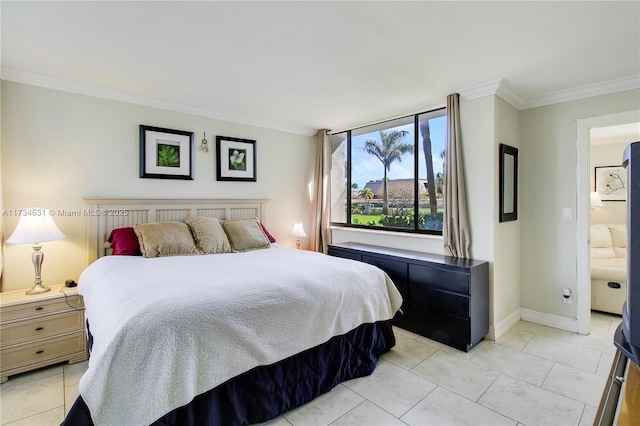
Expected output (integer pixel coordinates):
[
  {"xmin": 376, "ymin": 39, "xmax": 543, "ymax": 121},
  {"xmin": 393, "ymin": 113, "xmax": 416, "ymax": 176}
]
[
  {"xmin": 6, "ymin": 208, "xmax": 66, "ymax": 295},
  {"xmin": 290, "ymin": 222, "xmax": 307, "ymax": 250}
]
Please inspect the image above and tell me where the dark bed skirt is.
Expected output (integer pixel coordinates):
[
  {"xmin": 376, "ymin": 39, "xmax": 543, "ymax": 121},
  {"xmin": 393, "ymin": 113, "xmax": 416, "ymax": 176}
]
[{"xmin": 62, "ymin": 320, "xmax": 395, "ymax": 426}]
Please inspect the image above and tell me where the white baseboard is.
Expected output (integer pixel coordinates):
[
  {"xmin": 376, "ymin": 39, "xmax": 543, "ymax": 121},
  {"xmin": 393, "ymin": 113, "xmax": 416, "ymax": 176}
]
[
  {"xmin": 487, "ymin": 308, "xmax": 522, "ymax": 341},
  {"xmin": 520, "ymin": 308, "xmax": 578, "ymax": 333}
]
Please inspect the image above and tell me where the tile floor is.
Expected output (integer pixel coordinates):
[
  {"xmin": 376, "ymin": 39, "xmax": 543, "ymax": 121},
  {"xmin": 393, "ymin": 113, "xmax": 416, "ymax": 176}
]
[{"xmin": 0, "ymin": 312, "xmax": 621, "ymax": 426}]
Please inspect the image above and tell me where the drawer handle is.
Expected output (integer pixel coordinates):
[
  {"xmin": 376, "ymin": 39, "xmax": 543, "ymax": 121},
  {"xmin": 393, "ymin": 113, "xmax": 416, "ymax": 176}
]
[
  {"xmin": 608, "ymin": 282, "xmax": 621, "ymax": 289},
  {"xmin": 35, "ymin": 350, "xmax": 44, "ymax": 355},
  {"xmin": 35, "ymin": 307, "xmax": 44, "ymax": 311},
  {"xmin": 35, "ymin": 327, "xmax": 44, "ymax": 331}
]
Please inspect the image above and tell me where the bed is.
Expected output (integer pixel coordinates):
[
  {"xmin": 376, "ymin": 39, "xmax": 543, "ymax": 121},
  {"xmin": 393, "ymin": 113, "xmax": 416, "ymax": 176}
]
[{"xmin": 62, "ymin": 198, "xmax": 402, "ymax": 426}]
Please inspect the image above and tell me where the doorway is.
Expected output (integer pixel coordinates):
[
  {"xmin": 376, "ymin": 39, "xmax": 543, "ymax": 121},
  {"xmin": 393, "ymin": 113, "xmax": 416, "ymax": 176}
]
[{"xmin": 576, "ymin": 111, "xmax": 640, "ymax": 334}]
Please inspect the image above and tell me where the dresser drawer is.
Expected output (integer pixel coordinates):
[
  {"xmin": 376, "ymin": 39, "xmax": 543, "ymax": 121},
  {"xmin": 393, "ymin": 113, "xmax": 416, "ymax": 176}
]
[
  {"xmin": 0, "ymin": 332, "xmax": 86, "ymax": 372},
  {"xmin": 1, "ymin": 296, "xmax": 83, "ymax": 323},
  {"xmin": 409, "ymin": 285, "xmax": 470, "ymax": 317},
  {"xmin": 1, "ymin": 311, "xmax": 84, "ymax": 347},
  {"xmin": 403, "ymin": 302, "xmax": 472, "ymax": 351},
  {"xmin": 409, "ymin": 263, "xmax": 470, "ymax": 295}
]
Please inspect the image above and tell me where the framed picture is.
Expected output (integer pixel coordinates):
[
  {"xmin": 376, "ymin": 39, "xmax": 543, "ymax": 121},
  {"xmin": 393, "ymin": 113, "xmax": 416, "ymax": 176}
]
[
  {"xmin": 140, "ymin": 125, "xmax": 194, "ymax": 180},
  {"xmin": 595, "ymin": 165, "xmax": 627, "ymax": 201},
  {"xmin": 499, "ymin": 143, "xmax": 518, "ymax": 222},
  {"xmin": 216, "ymin": 136, "xmax": 257, "ymax": 182}
]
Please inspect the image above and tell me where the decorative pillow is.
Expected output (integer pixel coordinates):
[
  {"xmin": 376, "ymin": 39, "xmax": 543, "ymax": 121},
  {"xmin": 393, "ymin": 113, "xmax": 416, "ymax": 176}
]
[
  {"xmin": 260, "ymin": 223, "xmax": 277, "ymax": 243},
  {"xmin": 590, "ymin": 224, "xmax": 614, "ymax": 259},
  {"xmin": 609, "ymin": 224, "xmax": 627, "ymax": 248},
  {"xmin": 134, "ymin": 222, "xmax": 200, "ymax": 258},
  {"xmin": 222, "ymin": 218, "xmax": 270, "ymax": 252},
  {"xmin": 608, "ymin": 224, "xmax": 627, "ymax": 258},
  {"xmin": 107, "ymin": 227, "xmax": 142, "ymax": 256},
  {"xmin": 186, "ymin": 216, "xmax": 232, "ymax": 254}
]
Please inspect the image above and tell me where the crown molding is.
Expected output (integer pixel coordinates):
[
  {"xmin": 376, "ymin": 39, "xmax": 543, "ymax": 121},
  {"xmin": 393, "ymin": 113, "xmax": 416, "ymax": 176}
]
[
  {"xmin": 459, "ymin": 75, "xmax": 640, "ymax": 110},
  {"xmin": 458, "ymin": 79, "xmax": 525, "ymax": 109},
  {"xmin": 4, "ymin": 67, "xmax": 639, "ymax": 131},
  {"xmin": 0, "ymin": 67, "xmax": 318, "ymax": 136},
  {"xmin": 458, "ymin": 79, "xmax": 503, "ymax": 100},
  {"xmin": 521, "ymin": 75, "xmax": 640, "ymax": 109}
]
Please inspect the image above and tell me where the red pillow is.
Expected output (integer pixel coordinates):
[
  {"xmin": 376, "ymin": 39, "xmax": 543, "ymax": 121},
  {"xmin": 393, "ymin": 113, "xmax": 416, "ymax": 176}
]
[
  {"xmin": 108, "ymin": 227, "xmax": 142, "ymax": 256},
  {"xmin": 260, "ymin": 223, "xmax": 277, "ymax": 243}
]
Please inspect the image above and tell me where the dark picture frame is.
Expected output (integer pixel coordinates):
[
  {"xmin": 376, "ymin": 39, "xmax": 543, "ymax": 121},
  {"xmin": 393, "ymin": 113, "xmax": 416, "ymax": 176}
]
[
  {"xmin": 216, "ymin": 136, "xmax": 257, "ymax": 182},
  {"xmin": 499, "ymin": 143, "xmax": 518, "ymax": 222},
  {"xmin": 595, "ymin": 165, "xmax": 627, "ymax": 201},
  {"xmin": 140, "ymin": 125, "xmax": 194, "ymax": 180}
]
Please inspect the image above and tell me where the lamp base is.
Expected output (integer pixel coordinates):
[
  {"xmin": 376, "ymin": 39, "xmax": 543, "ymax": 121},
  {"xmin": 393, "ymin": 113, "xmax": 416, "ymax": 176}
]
[
  {"xmin": 26, "ymin": 244, "xmax": 51, "ymax": 295},
  {"xmin": 26, "ymin": 283, "xmax": 51, "ymax": 295}
]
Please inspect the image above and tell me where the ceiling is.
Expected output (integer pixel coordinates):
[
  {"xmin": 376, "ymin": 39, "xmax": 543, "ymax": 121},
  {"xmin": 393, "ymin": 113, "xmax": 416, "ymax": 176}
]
[
  {"xmin": 2, "ymin": 1, "xmax": 639, "ymax": 136},
  {"xmin": 591, "ymin": 122, "xmax": 640, "ymax": 146}
]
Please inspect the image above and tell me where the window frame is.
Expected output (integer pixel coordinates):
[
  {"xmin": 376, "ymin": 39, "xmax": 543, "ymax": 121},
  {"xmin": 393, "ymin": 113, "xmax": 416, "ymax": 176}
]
[{"xmin": 330, "ymin": 107, "xmax": 446, "ymax": 236}]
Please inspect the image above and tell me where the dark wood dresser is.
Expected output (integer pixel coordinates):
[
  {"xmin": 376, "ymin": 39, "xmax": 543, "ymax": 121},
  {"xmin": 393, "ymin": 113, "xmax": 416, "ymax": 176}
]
[{"xmin": 328, "ymin": 242, "xmax": 489, "ymax": 352}]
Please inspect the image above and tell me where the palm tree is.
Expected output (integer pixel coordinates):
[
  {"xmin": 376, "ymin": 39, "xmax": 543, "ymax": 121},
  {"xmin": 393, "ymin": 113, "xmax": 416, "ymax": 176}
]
[
  {"xmin": 363, "ymin": 130, "xmax": 413, "ymax": 215},
  {"xmin": 358, "ymin": 187, "xmax": 374, "ymax": 200},
  {"xmin": 420, "ymin": 120, "xmax": 437, "ymax": 214},
  {"xmin": 358, "ymin": 187, "xmax": 375, "ymax": 214}
]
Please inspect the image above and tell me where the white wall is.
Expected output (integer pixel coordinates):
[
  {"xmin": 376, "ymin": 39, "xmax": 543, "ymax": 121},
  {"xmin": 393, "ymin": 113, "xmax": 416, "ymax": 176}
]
[
  {"xmin": 520, "ymin": 89, "xmax": 640, "ymax": 320},
  {"xmin": 590, "ymin": 142, "xmax": 630, "ymax": 225},
  {"xmin": 1, "ymin": 81, "xmax": 316, "ymax": 292},
  {"xmin": 458, "ymin": 95, "xmax": 498, "ymax": 334},
  {"xmin": 492, "ymin": 97, "xmax": 521, "ymax": 336}
]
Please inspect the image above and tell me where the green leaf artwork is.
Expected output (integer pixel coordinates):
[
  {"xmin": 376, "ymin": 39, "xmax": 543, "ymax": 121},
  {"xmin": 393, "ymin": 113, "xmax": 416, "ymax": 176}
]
[
  {"xmin": 229, "ymin": 149, "xmax": 247, "ymax": 171},
  {"xmin": 157, "ymin": 143, "xmax": 180, "ymax": 168}
]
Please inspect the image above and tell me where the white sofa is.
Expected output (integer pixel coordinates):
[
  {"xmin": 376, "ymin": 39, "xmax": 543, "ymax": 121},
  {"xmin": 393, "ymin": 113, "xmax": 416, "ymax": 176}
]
[{"xmin": 590, "ymin": 224, "xmax": 627, "ymax": 315}]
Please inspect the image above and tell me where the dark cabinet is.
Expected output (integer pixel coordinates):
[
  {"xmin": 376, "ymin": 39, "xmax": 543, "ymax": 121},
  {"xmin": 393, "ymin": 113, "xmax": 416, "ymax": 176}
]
[{"xmin": 328, "ymin": 242, "xmax": 489, "ymax": 352}]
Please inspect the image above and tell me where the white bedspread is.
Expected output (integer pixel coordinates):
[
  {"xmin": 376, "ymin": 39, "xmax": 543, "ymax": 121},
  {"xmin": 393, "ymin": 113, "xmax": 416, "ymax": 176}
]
[{"xmin": 78, "ymin": 247, "xmax": 402, "ymax": 425}]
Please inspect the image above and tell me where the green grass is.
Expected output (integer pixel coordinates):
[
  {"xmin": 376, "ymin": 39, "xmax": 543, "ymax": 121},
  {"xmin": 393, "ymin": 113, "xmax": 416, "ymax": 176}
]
[{"xmin": 352, "ymin": 214, "xmax": 384, "ymax": 226}]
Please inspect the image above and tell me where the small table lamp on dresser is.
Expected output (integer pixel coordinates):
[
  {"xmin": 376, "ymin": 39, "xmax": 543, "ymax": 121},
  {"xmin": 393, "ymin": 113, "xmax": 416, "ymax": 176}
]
[{"xmin": 6, "ymin": 208, "xmax": 66, "ymax": 295}]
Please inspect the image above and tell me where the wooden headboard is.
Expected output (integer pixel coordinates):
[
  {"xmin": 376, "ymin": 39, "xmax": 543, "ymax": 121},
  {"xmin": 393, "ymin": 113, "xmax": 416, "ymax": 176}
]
[{"xmin": 83, "ymin": 197, "xmax": 269, "ymax": 262}]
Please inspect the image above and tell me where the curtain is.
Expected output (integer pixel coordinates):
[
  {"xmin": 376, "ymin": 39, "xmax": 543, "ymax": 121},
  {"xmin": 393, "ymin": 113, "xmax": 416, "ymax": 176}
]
[
  {"xmin": 310, "ymin": 129, "xmax": 332, "ymax": 253},
  {"xmin": 0, "ymin": 151, "xmax": 3, "ymax": 282},
  {"xmin": 443, "ymin": 93, "xmax": 471, "ymax": 258}
]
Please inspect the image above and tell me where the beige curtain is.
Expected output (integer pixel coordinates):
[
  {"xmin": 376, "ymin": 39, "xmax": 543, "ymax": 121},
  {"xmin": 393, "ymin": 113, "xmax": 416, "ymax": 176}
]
[
  {"xmin": 310, "ymin": 129, "xmax": 332, "ymax": 253},
  {"xmin": 443, "ymin": 93, "xmax": 471, "ymax": 258},
  {"xmin": 0, "ymin": 149, "xmax": 3, "ymax": 282}
]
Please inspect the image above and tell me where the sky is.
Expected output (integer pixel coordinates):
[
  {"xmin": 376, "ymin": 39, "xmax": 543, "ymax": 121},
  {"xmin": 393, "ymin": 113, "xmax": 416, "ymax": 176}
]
[{"xmin": 350, "ymin": 115, "xmax": 446, "ymax": 189}]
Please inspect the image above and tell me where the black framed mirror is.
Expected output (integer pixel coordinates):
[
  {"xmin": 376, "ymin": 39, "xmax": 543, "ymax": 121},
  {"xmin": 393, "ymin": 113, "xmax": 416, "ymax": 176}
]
[{"xmin": 499, "ymin": 143, "xmax": 518, "ymax": 222}]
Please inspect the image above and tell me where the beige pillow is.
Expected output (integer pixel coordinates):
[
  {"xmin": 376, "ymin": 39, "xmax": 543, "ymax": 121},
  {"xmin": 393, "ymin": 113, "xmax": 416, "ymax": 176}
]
[
  {"xmin": 222, "ymin": 218, "xmax": 270, "ymax": 252},
  {"xmin": 134, "ymin": 222, "xmax": 200, "ymax": 258},
  {"xmin": 590, "ymin": 224, "xmax": 612, "ymax": 248},
  {"xmin": 608, "ymin": 224, "xmax": 627, "ymax": 248},
  {"xmin": 590, "ymin": 224, "xmax": 615, "ymax": 259},
  {"xmin": 186, "ymin": 216, "xmax": 232, "ymax": 254}
]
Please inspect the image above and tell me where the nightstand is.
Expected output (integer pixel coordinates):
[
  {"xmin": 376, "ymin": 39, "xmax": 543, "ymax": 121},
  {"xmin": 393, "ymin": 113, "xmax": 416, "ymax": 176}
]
[{"xmin": 0, "ymin": 284, "xmax": 88, "ymax": 383}]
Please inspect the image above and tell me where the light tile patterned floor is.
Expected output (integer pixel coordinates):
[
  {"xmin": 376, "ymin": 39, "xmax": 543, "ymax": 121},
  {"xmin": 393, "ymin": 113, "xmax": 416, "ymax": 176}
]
[{"xmin": 0, "ymin": 312, "xmax": 620, "ymax": 425}]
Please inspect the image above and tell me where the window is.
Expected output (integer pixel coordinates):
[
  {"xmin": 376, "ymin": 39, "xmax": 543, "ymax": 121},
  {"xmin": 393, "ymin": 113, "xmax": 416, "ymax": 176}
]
[{"xmin": 330, "ymin": 108, "xmax": 446, "ymax": 234}]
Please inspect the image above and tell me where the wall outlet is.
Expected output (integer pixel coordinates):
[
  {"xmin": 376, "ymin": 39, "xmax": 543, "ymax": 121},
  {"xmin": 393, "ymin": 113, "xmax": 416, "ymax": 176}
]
[{"xmin": 563, "ymin": 288, "xmax": 572, "ymax": 304}]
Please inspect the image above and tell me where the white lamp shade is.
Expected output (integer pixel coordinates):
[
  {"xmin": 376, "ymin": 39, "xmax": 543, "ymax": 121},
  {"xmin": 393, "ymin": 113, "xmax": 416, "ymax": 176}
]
[
  {"xmin": 590, "ymin": 192, "xmax": 605, "ymax": 208},
  {"xmin": 6, "ymin": 208, "xmax": 66, "ymax": 244},
  {"xmin": 290, "ymin": 222, "xmax": 307, "ymax": 238}
]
